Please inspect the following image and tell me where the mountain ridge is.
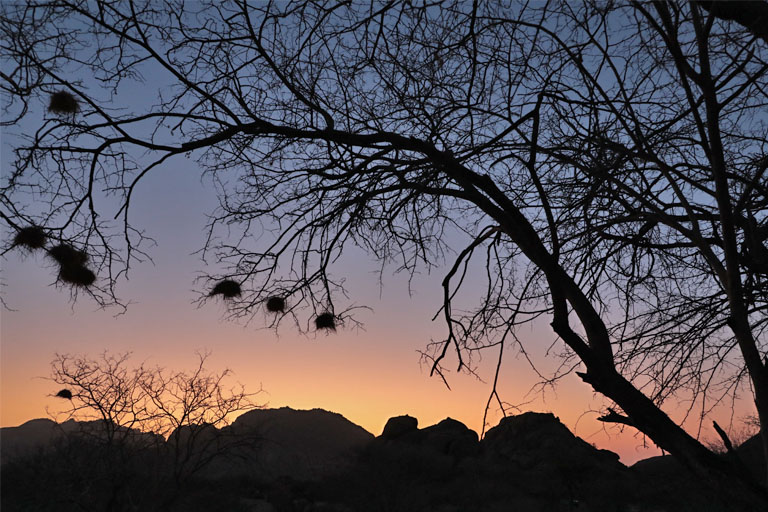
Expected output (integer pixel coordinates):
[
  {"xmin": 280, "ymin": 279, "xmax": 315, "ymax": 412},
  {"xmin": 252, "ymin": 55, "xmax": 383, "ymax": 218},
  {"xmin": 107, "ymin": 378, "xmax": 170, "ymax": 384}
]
[{"xmin": 2, "ymin": 407, "xmax": 765, "ymax": 511}]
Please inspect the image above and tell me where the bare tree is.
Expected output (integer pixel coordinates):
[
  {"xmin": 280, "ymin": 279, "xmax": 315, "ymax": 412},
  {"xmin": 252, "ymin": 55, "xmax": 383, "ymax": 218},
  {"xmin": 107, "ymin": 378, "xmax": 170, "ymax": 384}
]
[
  {"xmin": 49, "ymin": 351, "xmax": 262, "ymax": 510},
  {"xmin": 2, "ymin": 0, "xmax": 767, "ymax": 505}
]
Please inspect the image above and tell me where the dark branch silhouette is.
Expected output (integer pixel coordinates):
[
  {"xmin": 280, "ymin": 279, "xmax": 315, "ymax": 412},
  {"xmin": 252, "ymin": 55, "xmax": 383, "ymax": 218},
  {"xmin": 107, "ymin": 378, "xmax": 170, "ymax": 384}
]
[
  {"xmin": 1, "ymin": 1, "xmax": 767, "ymax": 506},
  {"xmin": 46, "ymin": 351, "xmax": 262, "ymax": 510}
]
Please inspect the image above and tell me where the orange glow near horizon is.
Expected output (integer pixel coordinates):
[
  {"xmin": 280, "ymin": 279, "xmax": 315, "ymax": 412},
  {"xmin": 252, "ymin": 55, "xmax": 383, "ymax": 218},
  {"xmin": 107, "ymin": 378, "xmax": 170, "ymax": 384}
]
[
  {"xmin": 0, "ymin": 156, "xmax": 755, "ymax": 468},
  {"xmin": 1, "ymin": 248, "xmax": 669, "ymax": 465},
  {"xmin": 4, "ymin": 251, "xmax": 747, "ymax": 465}
]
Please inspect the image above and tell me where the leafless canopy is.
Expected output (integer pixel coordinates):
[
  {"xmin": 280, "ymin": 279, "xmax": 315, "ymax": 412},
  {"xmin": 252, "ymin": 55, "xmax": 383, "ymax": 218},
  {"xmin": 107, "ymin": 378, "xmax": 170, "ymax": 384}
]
[
  {"xmin": 50, "ymin": 351, "xmax": 260, "ymax": 440},
  {"xmin": 46, "ymin": 351, "xmax": 261, "ymax": 509},
  {"xmin": 2, "ymin": 0, "xmax": 768, "ymax": 501}
]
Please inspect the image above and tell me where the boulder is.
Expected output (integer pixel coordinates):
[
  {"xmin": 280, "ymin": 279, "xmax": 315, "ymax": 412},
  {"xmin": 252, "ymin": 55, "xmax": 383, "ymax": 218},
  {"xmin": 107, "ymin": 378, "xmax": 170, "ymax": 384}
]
[
  {"xmin": 479, "ymin": 412, "xmax": 639, "ymax": 510},
  {"xmin": 420, "ymin": 417, "xmax": 479, "ymax": 458},
  {"xmin": 479, "ymin": 412, "xmax": 640, "ymax": 508},
  {"xmin": 482, "ymin": 412, "xmax": 623, "ymax": 472},
  {"xmin": 380, "ymin": 414, "xmax": 418, "ymax": 440},
  {"xmin": 372, "ymin": 417, "xmax": 479, "ymax": 460}
]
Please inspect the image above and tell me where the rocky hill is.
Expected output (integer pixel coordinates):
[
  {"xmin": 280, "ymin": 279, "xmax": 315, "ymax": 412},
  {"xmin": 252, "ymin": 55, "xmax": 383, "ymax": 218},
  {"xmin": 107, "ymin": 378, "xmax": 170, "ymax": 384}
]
[
  {"xmin": 2, "ymin": 409, "xmax": 765, "ymax": 511},
  {"xmin": 1, "ymin": 417, "xmax": 162, "ymax": 464},
  {"xmin": 1, "ymin": 418, "xmax": 65, "ymax": 461},
  {"xmin": 320, "ymin": 411, "xmax": 637, "ymax": 512},
  {"xmin": 216, "ymin": 407, "xmax": 375, "ymax": 481}
]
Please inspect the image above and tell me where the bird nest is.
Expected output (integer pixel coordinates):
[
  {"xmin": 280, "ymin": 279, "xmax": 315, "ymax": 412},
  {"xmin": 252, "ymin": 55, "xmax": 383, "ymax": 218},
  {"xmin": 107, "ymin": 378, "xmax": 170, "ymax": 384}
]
[
  {"xmin": 209, "ymin": 279, "xmax": 242, "ymax": 298},
  {"xmin": 59, "ymin": 265, "xmax": 96, "ymax": 287},
  {"xmin": 48, "ymin": 244, "xmax": 88, "ymax": 267},
  {"xmin": 56, "ymin": 389, "xmax": 73, "ymax": 400},
  {"xmin": 47, "ymin": 244, "xmax": 96, "ymax": 287},
  {"xmin": 48, "ymin": 91, "xmax": 79, "ymax": 114},
  {"xmin": 13, "ymin": 226, "xmax": 47, "ymax": 250},
  {"xmin": 314, "ymin": 312, "xmax": 336, "ymax": 331},
  {"xmin": 265, "ymin": 296, "xmax": 286, "ymax": 313}
]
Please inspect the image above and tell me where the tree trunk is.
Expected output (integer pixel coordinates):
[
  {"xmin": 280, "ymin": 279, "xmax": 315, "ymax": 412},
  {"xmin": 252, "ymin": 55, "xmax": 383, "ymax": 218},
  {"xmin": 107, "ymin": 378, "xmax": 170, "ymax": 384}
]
[
  {"xmin": 476, "ymin": 161, "xmax": 768, "ymax": 508},
  {"xmin": 579, "ymin": 364, "xmax": 767, "ymax": 509}
]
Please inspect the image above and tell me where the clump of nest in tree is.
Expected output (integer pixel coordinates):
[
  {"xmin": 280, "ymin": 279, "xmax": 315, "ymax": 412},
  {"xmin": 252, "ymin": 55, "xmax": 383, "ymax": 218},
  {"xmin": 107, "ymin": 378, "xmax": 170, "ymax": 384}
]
[
  {"xmin": 48, "ymin": 90, "xmax": 79, "ymax": 114},
  {"xmin": 55, "ymin": 389, "xmax": 73, "ymax": 400},
  {"xmin": 48, "ymin": 244, "xmax": 96, "ymax": 287},
  {"xmin": 59, "ymin": 264, "xmax": 96, "ymax": 287},
  {"xmin": 266, "ymin": 296, "xmax": 286, "ymax": 313},
  {"xmin": 314, "ymin": 312, "xmax": 336, "ymax": 331},
  {"xmin": 48, "ymin": 244, "xmax": 88, "ymax": 267},
  {"xmin": 209, "ymin": 279, "xmax": 241, "ymax": 299},
  {"xmin": 13, "ymin": 226, "xmax": 47, "ymax": 251}
]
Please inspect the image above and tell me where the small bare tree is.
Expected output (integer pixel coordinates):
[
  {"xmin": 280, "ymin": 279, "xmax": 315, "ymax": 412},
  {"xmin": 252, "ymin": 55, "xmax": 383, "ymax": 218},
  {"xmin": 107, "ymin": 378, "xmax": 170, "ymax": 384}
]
[{"xmin": 48, "ymin": 351, "xmax": 262, "ymax": 511}]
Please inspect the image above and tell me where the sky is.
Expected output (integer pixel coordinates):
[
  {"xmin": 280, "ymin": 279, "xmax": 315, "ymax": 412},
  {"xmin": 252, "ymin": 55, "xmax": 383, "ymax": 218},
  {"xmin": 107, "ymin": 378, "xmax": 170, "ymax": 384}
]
[
  {"xmin": 2, "ymin": 145, "xmax": 749, "ymax": 464},
  {"xmin": 0, "ymin": 7, "xmax": 757, "ymax": 466}
]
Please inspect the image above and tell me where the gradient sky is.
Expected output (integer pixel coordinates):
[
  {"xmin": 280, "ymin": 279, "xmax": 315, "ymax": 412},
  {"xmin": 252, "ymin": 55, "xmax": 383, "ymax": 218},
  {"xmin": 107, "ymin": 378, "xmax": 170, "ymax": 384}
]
[
  {"xmin": 0, "ymin": 26, "xmax": 756, "ymax": 466},
  {"xmin": 3, "ymin": 148, "xmax": 754, "ymax": 464}
]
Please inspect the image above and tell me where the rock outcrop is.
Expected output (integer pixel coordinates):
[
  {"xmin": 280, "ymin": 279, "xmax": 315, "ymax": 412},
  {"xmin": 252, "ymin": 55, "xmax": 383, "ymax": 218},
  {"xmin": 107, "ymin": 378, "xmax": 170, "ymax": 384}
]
[
  {"xmin": 482, "ymin": 411, "xmax": 621, "ymax": 471},
  {"xmin": 1, "ymin": 417, "xmax": 162, "ymax": 465},
  {"xmin": 380, "ymin": 414, "xmax": 419, "ymax": 440},
  {"xmin": 420, "ymin": 417, "xmax": 479, "ymax": 458},
  {"xmin": 477, "ymin": 412, "xmax": 637, "ymax": 511},
  {"xmin": 1, "ymin": 418, "xmax": 63, "ymax": 462},
  {"xmin": 5, "ymin": 409, "xmax": 762, "ymax": 511},
  {"xmin": 222, "ymin": 407, "xmax": 374, "ymax": 481},
  {"xmin": 376, "ymin": 416, "xmax": 479, "ymax": 459}
]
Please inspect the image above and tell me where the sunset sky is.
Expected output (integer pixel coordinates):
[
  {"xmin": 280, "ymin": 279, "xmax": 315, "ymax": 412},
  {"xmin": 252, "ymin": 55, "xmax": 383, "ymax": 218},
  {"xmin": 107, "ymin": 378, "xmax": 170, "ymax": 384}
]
[
  {"xmin": 2, "ymin": 143, "xmax": 752, "ymax": 464},
  {"xmin": 0, "ymin": 6, "xmax": 758, "ymax": 467}
]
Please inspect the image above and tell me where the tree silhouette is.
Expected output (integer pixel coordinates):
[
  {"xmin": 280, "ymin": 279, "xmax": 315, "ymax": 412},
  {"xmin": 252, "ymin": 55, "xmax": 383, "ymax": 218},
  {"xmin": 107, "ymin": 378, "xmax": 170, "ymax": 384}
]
[
  {"xmin": 1, "ymin": 1, "xmax": 767, "ymax": 505},
  {"xmin": 46, "ymin": 351, "xmax": 261, "ymax": 510}
]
